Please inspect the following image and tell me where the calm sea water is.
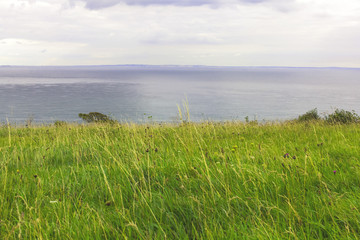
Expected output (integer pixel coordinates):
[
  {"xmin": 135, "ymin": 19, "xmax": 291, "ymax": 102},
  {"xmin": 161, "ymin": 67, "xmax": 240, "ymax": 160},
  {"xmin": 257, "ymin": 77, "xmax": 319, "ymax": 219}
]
[{"xmin": 0, "ymin": 65, "xmax": 359, "ymax": 123}]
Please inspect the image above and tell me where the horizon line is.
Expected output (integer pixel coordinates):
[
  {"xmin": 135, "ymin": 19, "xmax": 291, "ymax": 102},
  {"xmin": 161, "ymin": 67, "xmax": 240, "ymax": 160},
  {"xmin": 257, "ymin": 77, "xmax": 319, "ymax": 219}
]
[{"xmin": 1, "ymin": 64, "xmax": 360, "ymax": 70}]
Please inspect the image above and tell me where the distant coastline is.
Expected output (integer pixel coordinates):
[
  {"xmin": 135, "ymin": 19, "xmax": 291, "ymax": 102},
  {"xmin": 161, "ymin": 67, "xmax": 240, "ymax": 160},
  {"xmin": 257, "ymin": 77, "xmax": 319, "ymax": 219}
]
[{"xmin": 1, "ymin": 64, "xmax": 360, "ymax": 70}]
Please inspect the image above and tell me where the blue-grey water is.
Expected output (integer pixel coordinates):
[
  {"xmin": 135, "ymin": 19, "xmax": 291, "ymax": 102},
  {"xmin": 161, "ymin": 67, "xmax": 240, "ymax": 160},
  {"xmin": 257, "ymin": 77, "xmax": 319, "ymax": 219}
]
[{"xmin": 0, "ymin": 65, "xmax": 359, "ymax": 123}]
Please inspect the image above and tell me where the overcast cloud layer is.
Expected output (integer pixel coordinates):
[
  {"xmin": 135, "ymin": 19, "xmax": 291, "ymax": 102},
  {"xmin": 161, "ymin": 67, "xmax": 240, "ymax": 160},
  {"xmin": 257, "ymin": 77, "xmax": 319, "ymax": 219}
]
[
  {"xmin": 72, "ymin": 0, "xmax": 267, "ymax": 9},
  {"xmin": 1, "ymin": 0, "xmax": 360, "ymax": 67}
]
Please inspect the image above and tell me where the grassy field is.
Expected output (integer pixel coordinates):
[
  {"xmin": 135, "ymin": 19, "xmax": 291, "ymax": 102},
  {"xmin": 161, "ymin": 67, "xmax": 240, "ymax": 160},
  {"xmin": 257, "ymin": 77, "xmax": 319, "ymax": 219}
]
[{"xmin": 0, "ymin": 121, "xmax": 360, "ymax": 239}]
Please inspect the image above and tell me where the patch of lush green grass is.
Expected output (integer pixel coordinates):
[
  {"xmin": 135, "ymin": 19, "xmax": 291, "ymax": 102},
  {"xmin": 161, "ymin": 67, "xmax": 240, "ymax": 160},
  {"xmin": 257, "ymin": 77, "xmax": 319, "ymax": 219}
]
[{"xmin": 1, "ymin": 121, "xmax": 360, "ymax": 239}]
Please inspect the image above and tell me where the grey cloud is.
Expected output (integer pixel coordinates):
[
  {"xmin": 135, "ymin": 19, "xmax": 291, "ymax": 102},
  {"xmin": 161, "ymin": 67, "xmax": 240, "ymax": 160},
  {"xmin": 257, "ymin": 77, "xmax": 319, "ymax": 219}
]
[{"xmin": 72, "ymin": 0, "xmax": 267, "ymax": 10}]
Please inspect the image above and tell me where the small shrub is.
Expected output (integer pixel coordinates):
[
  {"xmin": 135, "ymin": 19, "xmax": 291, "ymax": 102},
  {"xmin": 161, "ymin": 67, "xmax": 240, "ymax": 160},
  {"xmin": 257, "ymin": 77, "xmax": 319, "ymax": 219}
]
[
  {"xmin": 54, "ymin": 120, "xmax": 67, "ymax": 127},
  {"xmin": 298, "ymin": 108, "xmax": 321, "ymax": 122},
  {"xmin": 325, "ymin": 109, "xmax": 360, "ymax": 124},
  {"xmin": 78, "ymin": 112, "xmax": 116, "ymax": 123},
  {"xmin": 244, "ymin": 116, "xmax": 258, "ymax": 125}
]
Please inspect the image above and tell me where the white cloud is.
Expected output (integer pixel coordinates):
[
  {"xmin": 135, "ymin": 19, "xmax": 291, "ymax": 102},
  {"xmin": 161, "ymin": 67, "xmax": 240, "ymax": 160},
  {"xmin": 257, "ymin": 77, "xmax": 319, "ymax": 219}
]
[
  {"xmin": 0, "ymin": 0, "xmax": 359, "ymax": 66},
  {"xmin": 0, "ymin": 38, "xmax": 88, "ymax": 65}
]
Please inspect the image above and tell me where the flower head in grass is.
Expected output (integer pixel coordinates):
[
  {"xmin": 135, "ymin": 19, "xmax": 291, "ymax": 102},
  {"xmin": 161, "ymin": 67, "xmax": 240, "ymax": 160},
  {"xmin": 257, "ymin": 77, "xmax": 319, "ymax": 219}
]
[
  {"xmin": 231, "ymin": 145, "xmax": 238, "ymax": 152},
  {"xmin": 16, "ymin": 169, "xmax": 20, "ymax": 174},
  {"xmin": 283, "ymin": 153, "xmax": 290, "ymax": 158},
  {"xmin": 333, "ymin": 170, "xmax": 337, "ymax": 174}
]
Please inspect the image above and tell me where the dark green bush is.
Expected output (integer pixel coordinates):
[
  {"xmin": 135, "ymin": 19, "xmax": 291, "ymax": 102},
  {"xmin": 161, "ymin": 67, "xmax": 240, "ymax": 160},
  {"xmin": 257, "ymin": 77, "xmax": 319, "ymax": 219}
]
[
  {"xmin": 78, "ymin": 112, "xmax": 115, "ymax": 123},
  {"xmin": 298, "ymin": 108, "xmax": 321, "ymax": 122},
  {"xmin": 54, "ymin": 120, "xmax": 67, "ymax": 127},
  {"xmin": 325, "ymin": 109, "xmax": 360, "ymax": 124}
]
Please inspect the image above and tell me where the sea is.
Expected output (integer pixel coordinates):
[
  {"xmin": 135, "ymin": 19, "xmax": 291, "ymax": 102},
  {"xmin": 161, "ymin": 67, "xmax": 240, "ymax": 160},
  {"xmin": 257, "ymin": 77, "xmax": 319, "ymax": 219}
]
[{"xmin": 0, "ymin": 65, "xmax": 359, "ymax": 123}]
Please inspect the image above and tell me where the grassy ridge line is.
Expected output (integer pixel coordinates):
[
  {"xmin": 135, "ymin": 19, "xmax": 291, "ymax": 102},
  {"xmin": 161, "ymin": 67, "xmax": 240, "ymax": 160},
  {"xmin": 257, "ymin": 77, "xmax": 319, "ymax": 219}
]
[{"xmin": 0, "ymin": 121, "xmax": 360, "ymax": 239}]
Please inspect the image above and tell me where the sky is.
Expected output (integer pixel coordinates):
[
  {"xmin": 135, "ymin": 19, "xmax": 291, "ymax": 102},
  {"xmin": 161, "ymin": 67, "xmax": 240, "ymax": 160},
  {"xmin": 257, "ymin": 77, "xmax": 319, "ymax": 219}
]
[{"xmin": 1, "ymin": 0, "xmax": 360, "ymax": 67}]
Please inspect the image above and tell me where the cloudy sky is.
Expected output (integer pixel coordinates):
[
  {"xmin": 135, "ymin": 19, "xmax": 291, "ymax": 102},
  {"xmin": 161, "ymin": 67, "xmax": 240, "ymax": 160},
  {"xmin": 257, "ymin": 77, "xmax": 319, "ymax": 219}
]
[{"xmin": 1, "ymin": 0, "xmax": 360, "ymax": 67}]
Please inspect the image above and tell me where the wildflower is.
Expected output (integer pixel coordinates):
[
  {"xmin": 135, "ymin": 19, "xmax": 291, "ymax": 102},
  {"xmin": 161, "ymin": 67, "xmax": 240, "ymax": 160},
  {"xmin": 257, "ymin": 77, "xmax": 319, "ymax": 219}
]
[
  {"xmin": 283, "ymin": 153, "xmax": 290, "ymax": 158},
  {"xmin": 333, "ymin": 170, "xmax": 337, "ymax": 174},
  {"xmin": 16, "ymin": 169, "xmax": 20, "ymax": 174}
]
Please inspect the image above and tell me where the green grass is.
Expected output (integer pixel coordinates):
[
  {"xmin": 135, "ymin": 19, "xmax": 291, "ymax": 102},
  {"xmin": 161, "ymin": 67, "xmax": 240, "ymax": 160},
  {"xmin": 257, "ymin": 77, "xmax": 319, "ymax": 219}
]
[{"xmin": 1, "ymin": 121, "xmax": 360, "ymax": 239}]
